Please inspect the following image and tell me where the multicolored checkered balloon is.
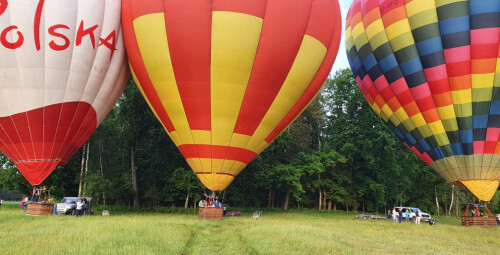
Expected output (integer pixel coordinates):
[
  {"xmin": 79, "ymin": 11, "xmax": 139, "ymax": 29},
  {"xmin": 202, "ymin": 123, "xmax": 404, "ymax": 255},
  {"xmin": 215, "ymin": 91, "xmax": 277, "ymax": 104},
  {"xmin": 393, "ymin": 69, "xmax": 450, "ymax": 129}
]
[{"xmin": 346, "ymin": 0, "xmax": 500, "ymax": 201}]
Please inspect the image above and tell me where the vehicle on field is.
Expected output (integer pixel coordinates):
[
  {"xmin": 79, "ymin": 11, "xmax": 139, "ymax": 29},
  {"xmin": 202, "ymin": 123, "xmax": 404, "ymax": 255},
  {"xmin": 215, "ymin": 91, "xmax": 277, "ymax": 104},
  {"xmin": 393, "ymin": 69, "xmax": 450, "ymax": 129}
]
[
  {"xmin": 57, "ymin": 197, "xmax": 93, "ymax": 215},
  {"xmin": 394, "ymin": 207, "xmax": 431, "ymax": 222}
]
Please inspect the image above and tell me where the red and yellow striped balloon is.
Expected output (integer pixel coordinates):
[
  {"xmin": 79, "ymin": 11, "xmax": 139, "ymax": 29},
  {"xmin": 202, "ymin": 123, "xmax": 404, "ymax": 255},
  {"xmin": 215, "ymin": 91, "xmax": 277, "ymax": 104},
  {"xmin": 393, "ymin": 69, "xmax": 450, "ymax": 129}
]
[
  {"xmin": 122, "ymin": 0, "xmax": 342, "ymax": 191},
  {"xmin": 346, "ymin": 0, "xmax": 500, "ymax": 201}
]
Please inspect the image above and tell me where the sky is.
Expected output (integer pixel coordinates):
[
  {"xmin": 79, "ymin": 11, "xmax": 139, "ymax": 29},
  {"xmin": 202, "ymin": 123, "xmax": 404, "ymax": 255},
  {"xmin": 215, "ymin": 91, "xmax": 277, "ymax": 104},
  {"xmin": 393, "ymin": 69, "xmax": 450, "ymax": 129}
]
[{"xmin": 330, "ymin": 0, "xmax": 353, "ymax": 74}]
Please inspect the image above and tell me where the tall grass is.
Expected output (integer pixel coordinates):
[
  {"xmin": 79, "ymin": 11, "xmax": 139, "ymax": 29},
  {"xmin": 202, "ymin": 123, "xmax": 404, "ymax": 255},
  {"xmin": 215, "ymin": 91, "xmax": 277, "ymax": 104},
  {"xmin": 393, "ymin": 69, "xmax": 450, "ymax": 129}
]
[{"xmin": 0, "ymin": 202, "xmax": 498, "ymax": 254}]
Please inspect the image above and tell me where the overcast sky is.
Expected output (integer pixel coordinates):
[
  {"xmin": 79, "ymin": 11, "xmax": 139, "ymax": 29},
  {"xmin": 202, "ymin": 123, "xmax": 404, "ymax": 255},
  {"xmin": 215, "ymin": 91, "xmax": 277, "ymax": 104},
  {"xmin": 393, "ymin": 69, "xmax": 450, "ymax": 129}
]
[{"xmin": 330, "ymin": 0, "xmax": 353, "ymax": 74}]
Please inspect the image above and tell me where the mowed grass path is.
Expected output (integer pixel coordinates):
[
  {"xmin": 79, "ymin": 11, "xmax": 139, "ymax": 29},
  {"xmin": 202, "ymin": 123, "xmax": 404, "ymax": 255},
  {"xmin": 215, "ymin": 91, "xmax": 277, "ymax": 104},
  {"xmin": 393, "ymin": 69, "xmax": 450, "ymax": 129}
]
[{"xmin": 0, "ymin": 203, "xmax": 499, "ymax": 255}]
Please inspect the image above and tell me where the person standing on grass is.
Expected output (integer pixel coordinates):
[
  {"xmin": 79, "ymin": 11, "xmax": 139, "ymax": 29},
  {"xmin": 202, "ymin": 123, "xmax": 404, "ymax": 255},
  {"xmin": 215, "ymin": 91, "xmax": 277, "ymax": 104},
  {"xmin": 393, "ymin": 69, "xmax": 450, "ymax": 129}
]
[
  {"xmin": 405, "ymin": 209, "xmax": 409, "ymax": 222},
  {"xmin": 19, "ymin": 195, "xmax": 27, "ymax": 211},
  {"xmin": 76, "ymin": 199, "xmax": 83, "ymax": 217},
  {"xmin": 0, "ymin": 197, "xmax": 3, "ymax": 210},
  {"xmin": 398, "ymin": 208, "xmax": 403, "ymax": 223},
  {"xmin": 415, "ymin": 209, "xmax": 421, "ymax": 224},
  {"xmin": 392, "ymin": 208, "xmax": 397, "ymax": 223}
]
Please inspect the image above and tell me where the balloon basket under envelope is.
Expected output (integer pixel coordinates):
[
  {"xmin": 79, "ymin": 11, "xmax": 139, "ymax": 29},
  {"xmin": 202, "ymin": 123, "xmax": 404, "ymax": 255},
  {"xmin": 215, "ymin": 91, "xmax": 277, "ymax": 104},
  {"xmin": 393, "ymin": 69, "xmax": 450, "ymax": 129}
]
[
  {"xmin": 461, "ymin": 217, "xmax": 497, "ymax": 228},
  {"xmin": 198, "ymin": 207, "xmax": 223, "ymax": 220},
  {"xmin": 26, "ymin": 202, "xmax": 53, "ymax": 216}
]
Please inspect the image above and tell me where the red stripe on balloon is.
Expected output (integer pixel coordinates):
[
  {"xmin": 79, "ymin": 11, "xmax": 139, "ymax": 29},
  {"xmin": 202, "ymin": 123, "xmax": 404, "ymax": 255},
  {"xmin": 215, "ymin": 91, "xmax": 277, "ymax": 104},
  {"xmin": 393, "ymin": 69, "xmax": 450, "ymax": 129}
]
[
  {"xmin": 265, "ymin": 0, "xmax": 342, "ymax": 143},
  {"xmin": 213, "ymin": 0, "xmax": 267, "ymax": 18},
  {"xmin": 0, "ymin": 102, "xmax": 97, "ymax": 185},
  {"xmin": 405, "ymin": 142, "xmax": 433, "ymax": 165},
  {"xmin": 163, "ymin": 0, "xmax": 212, "ymax": 131},
  {"xmin": 129, "ymin": 0, "xmax": 163, "ymax": 20},
  {"xmin": 178, "ymin": 144, "xmax": 257, "ymax": 164},
  {"xmin": 56, "ymin": 103, "xmax": 98, "ymax": 164},
  {"xmin": 234, "ymin": 0, "xmax": 313, "ymax": 136},
  {"xmin": 122, "ymin": 0, "xmax": 175, "ymax": 132},
  {"xmin": 304, "ymin": 0, "xmax": 337, "ymax": 48},
  {"xmin": 16, "ymin": 161, "xmax": 59, "ymax": 186}
]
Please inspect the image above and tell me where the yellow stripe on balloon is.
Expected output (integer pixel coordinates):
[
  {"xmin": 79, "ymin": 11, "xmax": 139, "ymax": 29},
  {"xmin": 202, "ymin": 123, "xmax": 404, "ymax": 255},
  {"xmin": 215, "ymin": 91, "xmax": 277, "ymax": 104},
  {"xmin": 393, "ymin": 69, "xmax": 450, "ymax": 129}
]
[
  {"xmin": 381, "ymin": 104, "xmax": 395, "ymax": 122},
  {"xmin": 471, "ymin": 73, "xmax": 494, "ymax": 89},
  {"xmin": 132, "ymin": 64, "xmax": 186, "ymax": 150},
  {"xmin": 451, "ymin": 89, "xmax": 472, "ymax": 105},
  {"xmin": 167, "ymin": 131, "xmax": 182, "ymax": 148},
  {"xmin": 388, "ymin": 115, "xmax": 402, "ymax": 127},
  {"xmin": 372, "ymin": 103, "xmax": 382, "ymax": 115},
  {"xmin": 394, "ymin": 107, "xmax": 409, "ymax": 122},
  {"xmin": 428, "ymin": 121, "xmax": 446, "ymax": 135},
  {"xmin": 345, "ymin": 27, "xmax": 353, "ymax": 45},
  {"xmin": 390, "ymin": 33, "xmax": 415, "ymax": 52},
  {"xmin": 385, "ymin": 20, "xmax": 411, "ymax": 41},
  {"xmin": 405, "ymin": 0, "xmax": 435, "ymax": 17},
  {"xmin": 245, "ymin": 35, "xmax": 327, "ymax": 154},
  {"xmin": 436, "ymin": 105, "xmax": 456, "ymax": 120},
  {"xmin": 190, "ymin": 130, "xmax": 211, "ymax": 145},
  {"xmin": 365, "ymin": 20, "xmax": 384, "ymax": 41},
  {"xmin": 171, "ymin": 130, "xmax": 252, "ymax": 149},
  {"xmin": 496, "ymin": 58, "xmax": 500, "ymax": 73},
  {"xmin": 211, "ymin": 11, "xmax": 263, "ymax": 149},
  {"xmin": 194, "ymin": 159, "xmax": 248, "ymax": 191},
  {"xmin": 352, "ymin": 23, "xmax": 368, "ymax": 48},
  {"xmin": 197, "ymin": 159, "xmax": 247, "ymax": 175},
  {"xmin": 196, "ymin": 173, "xmax": 234, "ymax": 192},
  {"xmin": 410, "ymin": 113, "xmax": 427, "ymax": 128},
  {"xmin": 134, "ymin": 13, "xmax": 203, "ymax": 171}
]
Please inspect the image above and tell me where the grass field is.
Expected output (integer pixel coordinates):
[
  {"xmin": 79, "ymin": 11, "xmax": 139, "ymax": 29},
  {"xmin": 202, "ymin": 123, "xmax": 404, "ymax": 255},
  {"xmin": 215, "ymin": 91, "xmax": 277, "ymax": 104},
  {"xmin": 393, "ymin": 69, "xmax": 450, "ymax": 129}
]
[{"xmin": 0, "ymin": 202, "xmax": 499, "ymax": 255}]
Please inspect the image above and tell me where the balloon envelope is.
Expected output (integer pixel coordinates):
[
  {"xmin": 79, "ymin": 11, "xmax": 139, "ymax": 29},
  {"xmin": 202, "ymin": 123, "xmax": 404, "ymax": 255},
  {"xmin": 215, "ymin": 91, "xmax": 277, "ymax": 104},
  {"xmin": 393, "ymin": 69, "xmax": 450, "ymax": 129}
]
[
  {"xmin": 346, "ymin": 0, "xmax": 500, "ymax": 201},
  {"xmin": 122, "ymin": 0, "xmax": 342, "ymax": 191},
  {"xmin": 0, "ymin": 0, "xmax": 128, "ymax": 185}
]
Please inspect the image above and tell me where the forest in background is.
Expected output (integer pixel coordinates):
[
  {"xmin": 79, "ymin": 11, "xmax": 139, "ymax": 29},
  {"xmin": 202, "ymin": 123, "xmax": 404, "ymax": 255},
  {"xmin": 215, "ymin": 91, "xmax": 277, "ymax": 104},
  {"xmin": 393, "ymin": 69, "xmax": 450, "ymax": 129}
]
[{"xmin": 1, "ymin": 69, "xmax": 499, "ymax": 215}]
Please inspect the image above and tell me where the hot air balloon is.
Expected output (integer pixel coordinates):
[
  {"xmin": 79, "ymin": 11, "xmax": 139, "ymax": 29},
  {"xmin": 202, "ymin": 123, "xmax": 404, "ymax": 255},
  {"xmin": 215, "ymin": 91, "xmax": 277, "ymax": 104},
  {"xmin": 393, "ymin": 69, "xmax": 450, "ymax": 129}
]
[
  {"xmin": 122, "ymin": 0, "xmax": 342, "ymax": 191},
  {"xmin": 345, "ymin": 0, "xmax": 500, "ymax": 201},
  {"xmin": 0, "ymin": 0, "xmax": 128, "ymax": 185}
]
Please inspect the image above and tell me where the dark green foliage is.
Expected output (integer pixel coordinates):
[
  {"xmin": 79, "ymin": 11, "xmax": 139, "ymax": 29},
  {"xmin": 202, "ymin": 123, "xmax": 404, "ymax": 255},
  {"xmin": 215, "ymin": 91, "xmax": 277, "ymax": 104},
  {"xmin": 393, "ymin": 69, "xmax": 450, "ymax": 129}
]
[{"xmin": 0, "ymin": 71, "xmax": 498, "ymax": 214}]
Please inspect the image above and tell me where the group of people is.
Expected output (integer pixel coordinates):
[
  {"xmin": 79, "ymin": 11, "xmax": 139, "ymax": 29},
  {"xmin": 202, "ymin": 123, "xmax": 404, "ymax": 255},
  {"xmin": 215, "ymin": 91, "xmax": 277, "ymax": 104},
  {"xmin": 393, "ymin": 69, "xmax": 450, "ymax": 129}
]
[
  {"xmin": 391, "ymin": 208, "xmax": 421, "ymax": 224},
  {"xmin": 199, "ymin": 198, "xmax": 222, "ymax": 208},
  {"xmin": 470, "ymin": 209, "xmax": 485, "ymax": 217}
]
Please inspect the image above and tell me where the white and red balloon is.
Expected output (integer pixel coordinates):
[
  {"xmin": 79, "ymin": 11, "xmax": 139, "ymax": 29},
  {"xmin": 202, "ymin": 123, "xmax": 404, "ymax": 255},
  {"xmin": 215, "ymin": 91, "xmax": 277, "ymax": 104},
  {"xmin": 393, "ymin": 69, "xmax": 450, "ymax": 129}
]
[{"xmin": 0, "ymin": 0, "xmax": 127, "ymax": 185}]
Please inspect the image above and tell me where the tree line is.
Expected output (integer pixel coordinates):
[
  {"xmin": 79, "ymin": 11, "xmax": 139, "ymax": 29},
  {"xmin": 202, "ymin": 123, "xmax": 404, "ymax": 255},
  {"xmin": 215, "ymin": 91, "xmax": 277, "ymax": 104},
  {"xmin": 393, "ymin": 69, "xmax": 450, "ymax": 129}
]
[{"xmin": 1, "ymin": 69, "xmax": 498, "ymax": 214}]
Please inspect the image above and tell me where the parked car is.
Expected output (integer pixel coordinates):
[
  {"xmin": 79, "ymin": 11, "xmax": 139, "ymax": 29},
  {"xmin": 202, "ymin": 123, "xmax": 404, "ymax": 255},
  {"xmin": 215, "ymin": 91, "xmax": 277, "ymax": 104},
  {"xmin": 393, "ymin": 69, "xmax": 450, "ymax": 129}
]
[
  {"xmin": 57, "ymin": 197, "xmax": 93, "ymax": 215},
  {"xmin": 394, "ymin": 206, "xmax": 432, "ymax": 222}
]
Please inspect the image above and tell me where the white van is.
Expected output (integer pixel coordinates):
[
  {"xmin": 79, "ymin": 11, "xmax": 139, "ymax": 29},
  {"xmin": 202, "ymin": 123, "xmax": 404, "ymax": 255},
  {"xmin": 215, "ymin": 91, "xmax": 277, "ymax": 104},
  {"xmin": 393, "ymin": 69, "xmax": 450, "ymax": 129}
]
[{"xmin": 394, "ymin": 207, "xmax": 432, "ymax": 222}]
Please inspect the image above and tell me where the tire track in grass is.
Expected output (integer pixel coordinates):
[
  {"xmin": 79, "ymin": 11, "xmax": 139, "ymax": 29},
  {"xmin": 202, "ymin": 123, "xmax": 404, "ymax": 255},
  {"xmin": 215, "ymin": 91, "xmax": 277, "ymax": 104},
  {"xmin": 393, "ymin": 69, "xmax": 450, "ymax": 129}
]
[
  {"xmin": 180, "ymin": 225, "xmax": 197, "ymax": 255},
  {"xmin": 235, "ymin": 223, "xmax": 258, "ymax": 255}
]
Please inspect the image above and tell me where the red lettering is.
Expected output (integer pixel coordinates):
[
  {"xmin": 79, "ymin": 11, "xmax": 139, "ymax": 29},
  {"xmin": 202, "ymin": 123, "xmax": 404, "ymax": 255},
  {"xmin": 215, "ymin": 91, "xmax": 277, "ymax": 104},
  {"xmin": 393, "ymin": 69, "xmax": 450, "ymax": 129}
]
[
  {"xmin": 48, "ymin": 24, "xmax": 70, "ymax": 51},
  {"xmin": 1, "ymin": 25, "xmax": 24, "ymax": 49},
  {"xmin": 98, "ymin": 30, "xmax": 117, "ymax": 58},
  {"xmin": 34, "ymin": 0, "xmax": 45, "ymax": 51},
  {"xmin": 0, "ymin": 0, "xmax": 8, "ymax": 16},
  {"xmin": 76, "ymin": 20, "xmax": 98, "ymax": 49}
]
